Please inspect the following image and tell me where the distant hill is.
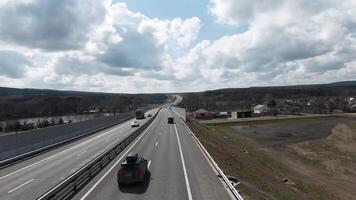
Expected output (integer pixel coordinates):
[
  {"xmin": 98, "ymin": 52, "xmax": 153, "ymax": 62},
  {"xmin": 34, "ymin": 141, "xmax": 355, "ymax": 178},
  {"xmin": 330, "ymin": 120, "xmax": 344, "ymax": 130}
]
[
  {"xmin": 327, "ymin": 81, "xmax": 356, "ymax": 87},
  {"xmin": 202, "ymin": 80, "xmax": 356, "ymax": 93},
  {"xmin": 0, "ymin": 87, "xmax": 114, "ymax": 96},
  {"xmin": 0, "ymin": 87, "xmax": 167, "ymax": 121},
  {"xmin": 180, "ymin": 80, "xmax": 356, "ymax": 113}
]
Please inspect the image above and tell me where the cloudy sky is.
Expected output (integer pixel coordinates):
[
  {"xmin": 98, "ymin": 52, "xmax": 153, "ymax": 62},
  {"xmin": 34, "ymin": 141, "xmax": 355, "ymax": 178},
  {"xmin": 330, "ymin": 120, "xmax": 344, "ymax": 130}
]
[{"xmin": 0, "ymin": 0, "xmax": 355, "ymax": 93}]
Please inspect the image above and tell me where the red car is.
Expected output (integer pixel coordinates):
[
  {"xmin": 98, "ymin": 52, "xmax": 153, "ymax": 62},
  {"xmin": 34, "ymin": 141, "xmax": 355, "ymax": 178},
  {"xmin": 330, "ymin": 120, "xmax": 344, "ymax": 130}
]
[{"xmin": 117, "ymin": 153, "xmax": 148, "ymax": 185}]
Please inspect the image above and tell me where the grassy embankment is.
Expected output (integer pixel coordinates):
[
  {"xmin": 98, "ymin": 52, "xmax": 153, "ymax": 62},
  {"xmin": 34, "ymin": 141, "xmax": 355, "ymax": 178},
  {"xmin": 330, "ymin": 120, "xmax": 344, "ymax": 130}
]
[{"xmin": 187, "ymin": 117, "xmax": 346, "ymax": 200}]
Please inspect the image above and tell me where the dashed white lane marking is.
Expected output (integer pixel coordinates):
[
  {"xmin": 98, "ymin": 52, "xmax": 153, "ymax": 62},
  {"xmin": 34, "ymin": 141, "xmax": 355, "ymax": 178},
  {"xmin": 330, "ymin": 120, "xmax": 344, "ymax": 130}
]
[
  {"xmin": 76, "ymin": 150, "xmax": 87, "ymax": 157},
  {"xmin": 0, "ymin": 120, "xmax": 132, "ymax": 181},
  {"xmin": 174, "ymin": 124, "xmax": 193, "ymax": 200},
  {"xmin": 79, "ymin": 115, "xmax": 158, "ymax": 200},
  {"xmin": 8, "ymin": 179, "xmax": 34, "ymax": 193},
  {"xmin": 155, "ymin": 142, "xmax": 158, "ymax": 147},
  {"xmin": 148, "ymin": 160, "xmax": 151, "ymax": 169},
  {"xmin": 159, "ymin": 132, "xmax": 162, "ymax": 136}
]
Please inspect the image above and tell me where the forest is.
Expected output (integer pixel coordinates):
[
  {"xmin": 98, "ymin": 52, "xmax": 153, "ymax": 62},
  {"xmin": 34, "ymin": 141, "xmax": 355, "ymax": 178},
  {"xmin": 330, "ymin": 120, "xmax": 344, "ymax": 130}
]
[
  {"xmin": 0, "ymin": 87, "xmax": 167, "ymax": 121},
  {"xmin": 179, "ymin": 81, "xmax": 356, "ymax": 113}
]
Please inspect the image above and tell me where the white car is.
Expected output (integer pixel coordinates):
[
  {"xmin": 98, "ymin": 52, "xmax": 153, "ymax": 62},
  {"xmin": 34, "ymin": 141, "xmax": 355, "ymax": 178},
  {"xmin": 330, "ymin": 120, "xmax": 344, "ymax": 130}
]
[{"xmin": 131, "ymin": 121, "xmax": 139, "ymax": 127}]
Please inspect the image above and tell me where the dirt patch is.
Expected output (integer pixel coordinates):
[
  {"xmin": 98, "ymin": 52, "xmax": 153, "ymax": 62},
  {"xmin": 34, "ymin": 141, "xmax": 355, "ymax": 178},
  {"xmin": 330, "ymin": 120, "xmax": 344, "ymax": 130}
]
[
  {"xmin": 232, "ymin": 117, "xmax": 355, "ymax": 147},
  {"xmin": 187, "ymin": 116, "xmax": 356, "ymax": 200},
  {"xmin": 327, "ymin": 123, "xmax": 356, "ymax": 153},
  {"xmin": 287, "ymin": 120, "xmax": 356, "ymax": 199}
]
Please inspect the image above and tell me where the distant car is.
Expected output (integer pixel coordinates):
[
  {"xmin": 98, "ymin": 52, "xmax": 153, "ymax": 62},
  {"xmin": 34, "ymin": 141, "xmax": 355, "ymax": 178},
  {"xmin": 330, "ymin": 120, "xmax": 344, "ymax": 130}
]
[
  {"xmin": 117, "ymin": 153, "xmax": 148, "ymax": 185},
  {"xmin": 147, "ymin": 113, "xmax": 152, "ymax": 117},
  {"xmin": 131, "ymin": 121, "xmax": 139, "ymax": 127},
  {"xmin": 168, "ymin": 117, "xmax": 174, "ymax": 124}
]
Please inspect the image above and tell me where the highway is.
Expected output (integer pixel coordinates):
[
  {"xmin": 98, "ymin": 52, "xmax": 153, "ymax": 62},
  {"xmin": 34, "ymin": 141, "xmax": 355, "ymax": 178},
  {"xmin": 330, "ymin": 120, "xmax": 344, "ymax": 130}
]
[
  {"xmin": 74, "ymin": 108, "xmax": 232, "ymax": 200},
  {"xmin": 0, "ymin": 108, "xmax": 158, "ymax": 200}
]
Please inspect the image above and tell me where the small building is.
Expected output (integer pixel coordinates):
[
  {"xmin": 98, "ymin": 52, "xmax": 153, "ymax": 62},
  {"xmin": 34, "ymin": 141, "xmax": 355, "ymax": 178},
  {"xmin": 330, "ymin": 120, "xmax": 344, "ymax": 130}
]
[
  {"xmin": 192, "ymin": 109, "xmax": 212, "ymax": 119},
  {"xmin": 211, "ymin": 112, "xmax": 219, "ymax": 118},
  {"xmin": 238, "ymin": 110, "xmax": 253, "ymax": 118},
  {"xmin": 230, "ymin": 110, "xmax": 253, "ymax": 119},
  {"xmin": 253, "ymin": 104, "xmax": 268, "ymax": 114},
  {"xmin": 351, "ymin": 104, "xmax": 356, "ymax": 112},
  {"xmin": 231, "ymin": 111, "xmax": 238, "ymax": 119},
  {"xmin": 219, "ymin": 112, "xmax": 229, "ymax": 118}
]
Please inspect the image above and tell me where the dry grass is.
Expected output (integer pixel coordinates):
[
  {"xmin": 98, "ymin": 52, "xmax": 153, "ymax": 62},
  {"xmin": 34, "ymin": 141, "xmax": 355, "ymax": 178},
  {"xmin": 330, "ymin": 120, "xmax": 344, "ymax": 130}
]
[{"xmin": 187, "ymin": 117, "xmax": 356, "ymax": 200}]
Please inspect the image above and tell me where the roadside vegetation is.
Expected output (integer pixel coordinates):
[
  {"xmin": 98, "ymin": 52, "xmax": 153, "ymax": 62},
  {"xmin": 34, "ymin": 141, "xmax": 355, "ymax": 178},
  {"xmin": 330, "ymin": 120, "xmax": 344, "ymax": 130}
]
[
  {"xmin": 0, "ymin": 87, "xmax": 168, "ymax": 133},
  {"xmin": 0, "ymin": 87, "xmax": 167, "ymax": 121},
  {"xmin": 180, "ymin": 82, "xmax": 356, "ymax": 114},
  {"xmin": 187, "ymin": 116, "xmax": 356, "ymax": 200}
]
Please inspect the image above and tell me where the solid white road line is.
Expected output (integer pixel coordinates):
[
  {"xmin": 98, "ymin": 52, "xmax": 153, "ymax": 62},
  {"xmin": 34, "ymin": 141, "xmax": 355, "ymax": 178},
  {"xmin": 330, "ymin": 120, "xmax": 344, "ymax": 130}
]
[
  {"xmin": 174, "ymin": 124, "xmax": 193, "ymax": 200},
  {"xmin": 8, "ymin": 179, "xmax": 34, "ymax": 193},
  {"xmin": 148, "ymin": 160, "xmax": 152, "ymax": 169},
  {"xmin": 0, "ymin": 120, "xmax": 132, "ymax": 181},
  {"xmin": 79, "ymin": 115, "xmax": 159, "ymax": 200},
  {"xmin": 174, "ymin": 111, "xmax": 237, "ymax": 200}
]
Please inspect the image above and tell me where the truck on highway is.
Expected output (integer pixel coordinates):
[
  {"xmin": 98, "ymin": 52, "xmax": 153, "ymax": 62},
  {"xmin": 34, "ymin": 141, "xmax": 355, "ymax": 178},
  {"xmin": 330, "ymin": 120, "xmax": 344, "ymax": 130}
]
[{"xmin": 135, "ymin": 109, "xmax": 145, "ymax": 119}]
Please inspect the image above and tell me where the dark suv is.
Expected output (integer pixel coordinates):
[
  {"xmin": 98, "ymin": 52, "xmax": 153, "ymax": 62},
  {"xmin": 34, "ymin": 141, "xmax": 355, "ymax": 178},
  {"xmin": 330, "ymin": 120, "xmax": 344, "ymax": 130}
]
[
  {"xmin": 168, "ymin": 117, "xmax": 174, "ymax": 124},
  {"xmin": 117, "ymin": 153, "xmax": 148, "ymax": 185}
]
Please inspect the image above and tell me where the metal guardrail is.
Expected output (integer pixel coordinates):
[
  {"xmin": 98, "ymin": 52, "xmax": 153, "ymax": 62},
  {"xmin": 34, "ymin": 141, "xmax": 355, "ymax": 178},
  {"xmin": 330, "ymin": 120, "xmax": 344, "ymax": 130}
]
[
  {"xmin": 172, "ymin": 110, "xmax": 244, "ymax": 200},
  {"xmin": 0, "ymin": 114, "xmax": 135, "ymax": 169},
  {"xmin": 36, "ymin": 107, "xmax": 162, "ymax": 200}
]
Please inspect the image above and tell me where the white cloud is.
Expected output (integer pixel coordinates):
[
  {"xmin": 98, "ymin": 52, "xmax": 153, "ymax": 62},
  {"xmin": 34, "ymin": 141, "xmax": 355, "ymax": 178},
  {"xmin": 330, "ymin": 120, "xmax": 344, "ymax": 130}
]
[
  {"xmin": 0, "ymin": 0, "xmax": 109, "ymax": 51},
  {"xmin": 96, "ymin": 3, "xmax": 201, "ymax": 70},
  {"xmin": 209, "ymin": 0, "xmax": 281, "ymax": 26},
  {"xmin": 183, "ymin": 0, "xmax": 356, "ymax": 86},
  {"xmin": 0, "ymin": 1, "xmax": 202, "ymax": 92},
  {"xmin": 0, "ymin": 0, "xmax": 355, "ymax": 93},
  {"xmin": 138, "ymin": 16, "xmax": 201, "ymax": 48}
]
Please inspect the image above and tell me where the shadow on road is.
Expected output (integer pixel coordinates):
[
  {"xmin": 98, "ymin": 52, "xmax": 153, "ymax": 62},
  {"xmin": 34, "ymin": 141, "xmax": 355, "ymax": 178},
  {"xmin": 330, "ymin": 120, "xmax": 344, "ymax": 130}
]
[{"xmin": 118, "ymin": 171, "xmax": 151, "ymax": 194}]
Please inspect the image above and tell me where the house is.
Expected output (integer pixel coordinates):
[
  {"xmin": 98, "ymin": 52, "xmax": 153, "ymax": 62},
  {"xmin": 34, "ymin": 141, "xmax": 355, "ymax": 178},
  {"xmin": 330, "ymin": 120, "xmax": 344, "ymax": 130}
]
[
  {"xmin": 253, "ymin": 104, "xmax": 268, "ymax": 114},
  {"xmin": 230, "ymin": 110, "xmax": 253, "ymax": 119},
  {"xmin": 192, "ymin": 109, "xmax": 212, "ymax": 119},
  {"xmin": 344, "ymin": 97, "xmax": 356, "ymax": 112}
]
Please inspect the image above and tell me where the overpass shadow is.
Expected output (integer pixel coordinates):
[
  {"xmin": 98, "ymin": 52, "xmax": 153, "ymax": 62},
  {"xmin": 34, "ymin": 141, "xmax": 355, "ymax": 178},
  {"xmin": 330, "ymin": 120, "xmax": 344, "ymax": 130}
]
[{"xmin": 118, "ymin": 171, "xmax": 151, "ymax": 194}]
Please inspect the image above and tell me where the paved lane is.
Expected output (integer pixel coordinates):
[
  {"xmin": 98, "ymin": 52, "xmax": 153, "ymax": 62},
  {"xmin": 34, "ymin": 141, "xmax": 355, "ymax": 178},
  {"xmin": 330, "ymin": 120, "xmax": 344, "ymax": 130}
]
[
  {"xmin": 74, "ymin": 108, "xmax": 231, "ymax": 200},
  {"xmin": 0, "ymin": 109, "xmax": 158, "ymax": 200}
]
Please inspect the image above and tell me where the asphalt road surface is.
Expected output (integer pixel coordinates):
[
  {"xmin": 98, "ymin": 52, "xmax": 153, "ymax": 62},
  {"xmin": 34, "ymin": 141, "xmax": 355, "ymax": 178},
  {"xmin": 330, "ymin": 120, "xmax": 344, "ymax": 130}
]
[
  {"xmin": 74, "ymin": 108, "xmax": 232, "ymax": 200},
  {"xmin": 0, "ymin": 108, "xmax": 158, "ymax": 200}
]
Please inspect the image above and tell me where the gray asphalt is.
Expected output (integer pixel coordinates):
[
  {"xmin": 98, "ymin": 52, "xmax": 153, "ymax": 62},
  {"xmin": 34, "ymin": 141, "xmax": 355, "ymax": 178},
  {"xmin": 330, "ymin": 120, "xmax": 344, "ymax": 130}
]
[
  {"xmin": 74, "ymin": 108, "xmax": 231, "ymax": 200},
  {"xmin": 0, "ymin": 108, "xmax": 158, "ymax": 200}
]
